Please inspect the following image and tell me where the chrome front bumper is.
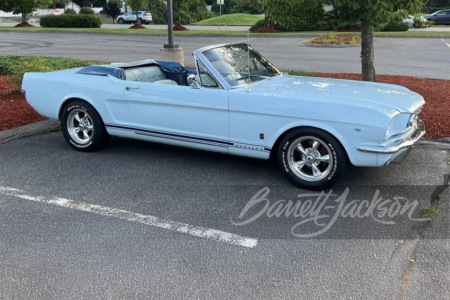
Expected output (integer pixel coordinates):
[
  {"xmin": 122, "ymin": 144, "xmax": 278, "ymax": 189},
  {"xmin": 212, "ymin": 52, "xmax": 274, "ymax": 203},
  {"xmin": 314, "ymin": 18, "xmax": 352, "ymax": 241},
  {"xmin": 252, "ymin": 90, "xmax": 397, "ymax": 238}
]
[{"xmin": 357, "ymin": 120, "xmax": 426, "ymax": 164}]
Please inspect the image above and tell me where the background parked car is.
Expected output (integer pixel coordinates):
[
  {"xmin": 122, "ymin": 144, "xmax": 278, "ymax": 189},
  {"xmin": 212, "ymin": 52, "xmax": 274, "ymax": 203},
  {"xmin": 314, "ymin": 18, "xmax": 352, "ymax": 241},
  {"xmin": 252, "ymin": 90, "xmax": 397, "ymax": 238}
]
[
  {"xmin": 423, "ymin": 9, "xmax": 450, "ymax": 25},
  {"xmin": 117, "ymin": 11, "xmax": 152, "ymax": 24},
  {"xmin": 403, "ymin": 15, "xmax": 429, "ymax": 27}
]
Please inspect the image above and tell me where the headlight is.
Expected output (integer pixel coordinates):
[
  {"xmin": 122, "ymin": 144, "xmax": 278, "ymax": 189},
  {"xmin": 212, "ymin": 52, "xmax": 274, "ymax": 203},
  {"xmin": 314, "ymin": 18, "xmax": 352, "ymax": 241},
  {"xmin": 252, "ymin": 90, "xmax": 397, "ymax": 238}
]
[
  {"xmin": 386, "ymin": 108, "xmax": 422, "ymax": 139},
  {"xmin": 386, "ymin": 113, "xmax": 410, "ymax": 138}
]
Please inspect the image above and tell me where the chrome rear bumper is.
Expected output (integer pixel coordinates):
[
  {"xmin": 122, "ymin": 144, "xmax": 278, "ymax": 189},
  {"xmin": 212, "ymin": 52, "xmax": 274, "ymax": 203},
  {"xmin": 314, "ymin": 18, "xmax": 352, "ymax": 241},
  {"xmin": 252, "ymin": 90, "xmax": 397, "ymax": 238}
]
[{"xmin": 357, "ymin": 120, "xmax": 425, "ymax": 164}]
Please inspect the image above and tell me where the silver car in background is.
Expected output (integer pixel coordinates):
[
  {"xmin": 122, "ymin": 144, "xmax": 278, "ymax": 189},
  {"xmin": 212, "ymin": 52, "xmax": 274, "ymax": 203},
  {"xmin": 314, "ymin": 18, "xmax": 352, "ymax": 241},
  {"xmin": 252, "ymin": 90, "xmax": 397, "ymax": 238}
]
[{"xmin": 117, "ymin": 11, "xmax": 152, "ymax": 24}]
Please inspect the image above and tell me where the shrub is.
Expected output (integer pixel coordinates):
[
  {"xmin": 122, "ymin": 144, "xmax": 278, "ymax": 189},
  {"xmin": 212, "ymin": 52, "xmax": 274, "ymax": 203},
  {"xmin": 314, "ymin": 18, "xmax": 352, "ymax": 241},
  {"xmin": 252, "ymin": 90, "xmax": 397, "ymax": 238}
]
[
  {"xmin": 379, "ymin": 21, "xmax": 409, "ymax": 32},
  {"xmin": 0, "ymin": 56, "xmax": 94, "ymax": 75},
  {"xmin": 79, "ymin": 7, "xmax": 95, "ymax": 15},
  {"xmin": 6, "ymin": 58, "xmax": 49, "ymax": 89},
  {"xmin": 48, "ymin": 0, "xmax": 68, "ymax": 9},
  {"xmin": 64, "ymin": 8, "xmax": 77, "ymax": 14},
  {"xmin": 249, "ymin": 19, "xmax": 264, "ymax": 32},
  {"xmin": 40, "ymin": 14, "xmax": 102, "ymax": 28},
  {"xmin": 250, "ymin": 17, "xmax": 360, "ymax": 32},
  {"xmin": 250, "ymin": 19, "xmax": 286, "ymax": 32},
  {"xmin": 423, "ymin": 6, "xmax": 447, "ymax": 13},
  {"xmin": 173, "ymin": 0, "xmax": 212, "ymax": 24},
  {"xmin": 149, "ymin": 0, "xmax": 167, "ymax": 24},
  {"xmin": 0, "ymin": 56, "xmax": 94, "ymax": 92},
  {"xmin": 265, "ymin": 0, "xmax": 324, "ymax": 32},
  {"xmin": 413, "ymin": 16, "xmax": 423, "ymax": 27}
]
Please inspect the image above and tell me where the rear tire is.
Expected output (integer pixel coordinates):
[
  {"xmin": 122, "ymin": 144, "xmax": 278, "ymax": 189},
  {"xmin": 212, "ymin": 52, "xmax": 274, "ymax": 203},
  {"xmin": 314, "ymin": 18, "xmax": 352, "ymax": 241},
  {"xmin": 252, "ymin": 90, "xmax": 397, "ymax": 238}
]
[
  {"xmin": 277, "ymin": 128, "xmax": 347, "ymax": 190},
  {"xmin": 61, "ymin": 100, "xmax": 109, "ymax": 152}
]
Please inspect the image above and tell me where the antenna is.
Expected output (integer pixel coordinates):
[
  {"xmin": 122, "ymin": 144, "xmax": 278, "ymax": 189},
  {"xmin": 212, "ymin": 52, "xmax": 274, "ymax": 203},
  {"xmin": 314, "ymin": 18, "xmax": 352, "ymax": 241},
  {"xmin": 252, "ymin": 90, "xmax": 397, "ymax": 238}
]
[{"xmin": 247, "ymin": 33, "xmax": 251, "ymax": 93}]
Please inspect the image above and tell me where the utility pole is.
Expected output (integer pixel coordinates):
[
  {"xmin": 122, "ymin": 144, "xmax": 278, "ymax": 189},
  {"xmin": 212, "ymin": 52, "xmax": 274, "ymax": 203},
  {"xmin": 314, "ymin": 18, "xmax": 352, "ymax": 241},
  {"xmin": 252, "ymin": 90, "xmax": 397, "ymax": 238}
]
[
  {"xmin": 218, "ymin": 0, "xmax": 224, "ymax": 30},
  {"xmin": 165, "ymin": 0, "xmax": 177, "ymax": 49},
  {"xmin": 160, "ymin": 0, "xmax": 184, "ymax": 64}
]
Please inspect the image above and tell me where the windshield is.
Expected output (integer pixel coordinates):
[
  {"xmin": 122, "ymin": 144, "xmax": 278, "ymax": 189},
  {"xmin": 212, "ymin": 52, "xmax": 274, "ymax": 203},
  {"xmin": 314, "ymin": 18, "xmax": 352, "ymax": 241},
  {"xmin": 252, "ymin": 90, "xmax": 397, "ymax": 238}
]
[{"xmin": 202, "ymin": 44, "xmax": 282, "ymax": 88}]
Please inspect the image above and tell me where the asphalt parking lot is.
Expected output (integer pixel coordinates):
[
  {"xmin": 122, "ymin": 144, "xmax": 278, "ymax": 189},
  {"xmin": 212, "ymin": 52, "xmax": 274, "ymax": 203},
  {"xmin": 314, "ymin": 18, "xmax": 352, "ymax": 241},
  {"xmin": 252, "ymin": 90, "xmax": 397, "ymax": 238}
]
[
  {"xmin": 0, "ymin": 121, "xmax": 449, "ymax": 299},
  {"xmin": 0, "ymin": 29, "xmax": 449, "ymax": 299}
]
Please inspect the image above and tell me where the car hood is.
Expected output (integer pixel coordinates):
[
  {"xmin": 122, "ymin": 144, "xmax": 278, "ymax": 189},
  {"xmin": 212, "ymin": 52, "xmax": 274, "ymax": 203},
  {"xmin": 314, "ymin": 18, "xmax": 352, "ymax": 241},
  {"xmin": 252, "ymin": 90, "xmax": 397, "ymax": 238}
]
[{"xmin": 248, "ymin": 75, "xmax": 424, "ymax": 114}]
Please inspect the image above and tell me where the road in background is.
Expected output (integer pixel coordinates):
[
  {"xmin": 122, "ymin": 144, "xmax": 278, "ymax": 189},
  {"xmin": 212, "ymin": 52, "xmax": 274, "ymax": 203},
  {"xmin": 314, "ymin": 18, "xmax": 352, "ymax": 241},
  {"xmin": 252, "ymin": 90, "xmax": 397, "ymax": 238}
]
[{"xmin": 0, "ymin": 32, "xmax": 449, "ymax": 79}]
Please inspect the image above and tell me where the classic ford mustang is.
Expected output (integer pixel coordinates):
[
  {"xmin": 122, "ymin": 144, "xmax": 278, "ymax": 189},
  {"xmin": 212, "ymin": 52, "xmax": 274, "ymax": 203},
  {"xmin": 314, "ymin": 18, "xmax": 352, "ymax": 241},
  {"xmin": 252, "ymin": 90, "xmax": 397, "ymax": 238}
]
[{"xmin": 22, "ymin": 43, "xmax": 425, "ymax": 190}]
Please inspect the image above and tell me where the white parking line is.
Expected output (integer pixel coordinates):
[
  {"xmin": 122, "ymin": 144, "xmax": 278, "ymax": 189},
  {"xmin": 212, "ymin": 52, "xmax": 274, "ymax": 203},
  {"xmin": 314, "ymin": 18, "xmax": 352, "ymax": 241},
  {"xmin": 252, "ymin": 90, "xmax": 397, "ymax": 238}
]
[
  {"xmin": 0, "ymin": 186, "xmax": 258, "ymax": 248},
  {"xmin": 442, "ymin": 38, "xmax": 450, "ymax": 49}
]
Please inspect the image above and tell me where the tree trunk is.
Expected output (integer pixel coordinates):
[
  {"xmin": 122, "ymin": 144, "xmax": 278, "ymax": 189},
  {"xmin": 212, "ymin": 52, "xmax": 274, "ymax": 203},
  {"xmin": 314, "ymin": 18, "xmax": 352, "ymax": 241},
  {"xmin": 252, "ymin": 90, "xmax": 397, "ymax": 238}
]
[
  {"xmin": 360, "ymin": 20, "xmax": 375, "ymax": 81},
  {"xmin": 21, "ymin": 14, "xmax": 27, "ymax": 24}
]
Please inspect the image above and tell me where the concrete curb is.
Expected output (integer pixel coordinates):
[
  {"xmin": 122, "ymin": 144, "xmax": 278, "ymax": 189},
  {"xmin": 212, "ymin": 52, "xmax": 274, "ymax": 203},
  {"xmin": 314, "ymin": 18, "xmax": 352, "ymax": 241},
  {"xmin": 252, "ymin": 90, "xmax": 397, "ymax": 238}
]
[
  {"xmin": 419, "ymin": 139, "xmax": 450, "ymax": 150},
  {"xmin": 0, "ymin": 119, "xmax": 60, "ymax": 144}
]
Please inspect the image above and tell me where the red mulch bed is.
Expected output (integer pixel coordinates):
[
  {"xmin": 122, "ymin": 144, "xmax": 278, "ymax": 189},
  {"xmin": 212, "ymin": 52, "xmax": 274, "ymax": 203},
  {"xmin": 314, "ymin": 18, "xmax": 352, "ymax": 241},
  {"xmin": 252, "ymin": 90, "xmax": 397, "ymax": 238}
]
[
  {"xmin": 311, "ymin": 34, "xmax": 361, "ymax": 45},
  {"xmin": 129, "ymin": 24, "xmax": 146, "ymax": 29},
  {"xmin": 0, "ymin": 74, "xmax": 448, "ymax": 140},
  {"xmin": 253, "ymin": 27, "xmax": 283, "ymax": 33},
  {"xmin": 14, "ymin": 23, "xmax": 34, "ymax": 27},
  {"xmin": 0, "ymin": 76, "xmax": 45, "ymax": 131},
  {"xmin": 315, "ymin": 73, "xmax": 450, "ymax": 140},
  {"xmin": 173, "ymin": 24, "xmax": 188, "ymax": 31}
]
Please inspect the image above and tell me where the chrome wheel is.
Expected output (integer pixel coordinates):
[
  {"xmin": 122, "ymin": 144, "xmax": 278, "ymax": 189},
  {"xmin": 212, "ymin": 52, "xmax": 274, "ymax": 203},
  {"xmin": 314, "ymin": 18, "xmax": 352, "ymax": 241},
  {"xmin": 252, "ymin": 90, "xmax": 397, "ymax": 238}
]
[
  {"xmin": 287, "ymin": 136, "xmax": 333, "ymax": 182},
  {"xmin": 67, "ymin": 108, "xmax": 94, "ymax": 145}
]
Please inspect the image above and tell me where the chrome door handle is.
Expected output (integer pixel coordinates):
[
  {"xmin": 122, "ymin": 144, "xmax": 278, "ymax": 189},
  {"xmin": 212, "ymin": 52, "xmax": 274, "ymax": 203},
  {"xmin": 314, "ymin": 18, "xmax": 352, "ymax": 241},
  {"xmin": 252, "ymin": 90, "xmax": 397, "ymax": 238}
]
[{"xmin": 126, "ymin": 86, "xmax": 140, "ymax": 91}]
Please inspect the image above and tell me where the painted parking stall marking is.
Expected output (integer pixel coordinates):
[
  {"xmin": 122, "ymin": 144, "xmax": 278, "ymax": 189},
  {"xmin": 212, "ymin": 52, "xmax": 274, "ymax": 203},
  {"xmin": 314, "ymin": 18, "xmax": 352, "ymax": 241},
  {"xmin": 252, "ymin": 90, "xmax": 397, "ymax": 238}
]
[
  {"xmin": 442, "ymin": 38, "xmax": 450, "ymax": 49},
  {"xmin": 0, "ymin": 186, "xmax": 258, "ymax": 248}
]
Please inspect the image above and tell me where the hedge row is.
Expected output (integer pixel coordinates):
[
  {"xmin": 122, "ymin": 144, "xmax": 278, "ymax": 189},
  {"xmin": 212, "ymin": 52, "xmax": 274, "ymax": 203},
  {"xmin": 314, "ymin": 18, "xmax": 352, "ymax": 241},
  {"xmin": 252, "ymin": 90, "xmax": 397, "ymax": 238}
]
[
  {"xmin": 250, "ymin": 18, "xmax": 409, "ymax": 32},
  {"xmin": 378, "ymin": 21, "xmax": 409, "ymax": 32},
  {"xmin": 423, "ymin": 6, "xmax": 446, "ymax": 13},
  {"xmin": 40, "ymin": 14, "xmax": 102, "ymax": 28},
  {"xmin": 250, "ymin": 18, "xmax": 360, "ymax": 32}
]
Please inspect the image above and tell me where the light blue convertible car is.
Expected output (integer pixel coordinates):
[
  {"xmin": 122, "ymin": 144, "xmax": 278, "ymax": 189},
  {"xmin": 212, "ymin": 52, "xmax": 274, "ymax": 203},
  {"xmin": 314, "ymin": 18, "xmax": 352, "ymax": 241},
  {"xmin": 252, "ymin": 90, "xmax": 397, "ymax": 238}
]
[{"xmin": 22, "ymin": 43, "xmax": 425, "ymax": 190}]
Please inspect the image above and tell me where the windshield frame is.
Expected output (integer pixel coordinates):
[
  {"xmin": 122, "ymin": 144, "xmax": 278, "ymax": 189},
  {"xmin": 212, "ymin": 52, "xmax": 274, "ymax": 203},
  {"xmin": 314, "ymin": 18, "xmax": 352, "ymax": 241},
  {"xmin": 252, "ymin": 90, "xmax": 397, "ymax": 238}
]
[{"xmin": 193, "ymin": 43, "xmax": 282, "ymax": 90}]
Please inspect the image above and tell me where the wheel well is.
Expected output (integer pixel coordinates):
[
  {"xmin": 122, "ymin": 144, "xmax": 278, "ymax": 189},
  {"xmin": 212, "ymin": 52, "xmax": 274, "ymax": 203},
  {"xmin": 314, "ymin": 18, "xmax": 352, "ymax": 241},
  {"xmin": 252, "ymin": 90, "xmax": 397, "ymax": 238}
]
[
  {"xmin": 269, "ymin": 126, "xmax": 350, "ymax": 162},
  {"xmin": 59, "ymin": 97, "xmax": 84, "ymax": 120},
  {"xmin": 58, "ymin": 98, "xmax": 104, "ymax": 123}
]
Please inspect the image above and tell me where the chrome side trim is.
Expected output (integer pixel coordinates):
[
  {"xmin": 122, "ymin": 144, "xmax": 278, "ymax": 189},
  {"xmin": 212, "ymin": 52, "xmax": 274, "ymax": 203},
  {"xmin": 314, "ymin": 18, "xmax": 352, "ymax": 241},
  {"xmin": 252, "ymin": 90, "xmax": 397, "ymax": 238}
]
[{"xmin": 357, "ymin": 120, "xmax": 425, "ymax": 154}]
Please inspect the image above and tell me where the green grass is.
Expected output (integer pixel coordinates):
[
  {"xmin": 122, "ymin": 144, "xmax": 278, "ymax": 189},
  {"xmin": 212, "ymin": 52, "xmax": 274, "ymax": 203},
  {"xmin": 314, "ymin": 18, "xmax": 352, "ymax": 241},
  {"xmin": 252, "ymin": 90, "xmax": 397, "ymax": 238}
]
[
  {"xmin": 194, "ymin": 13, "xmax": 263, "ymax": 26},
  {"xmin": 421, "ymin": 204, "xmax": 439, "ymax": 219},
  {"xmin": 97, "ymin": 14, "xmax": 116, "ymax": 25}
]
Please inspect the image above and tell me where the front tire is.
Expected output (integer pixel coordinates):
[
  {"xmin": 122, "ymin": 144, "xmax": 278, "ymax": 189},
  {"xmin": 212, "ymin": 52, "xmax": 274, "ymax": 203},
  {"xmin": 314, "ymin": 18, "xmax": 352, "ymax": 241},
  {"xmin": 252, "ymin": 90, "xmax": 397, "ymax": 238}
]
[
  {"xmin": 61, "ymin": 100, "xmax": 109, "ymax": 152},
  {"xmin": 118, "ymin": 18, "xmax": 124, "ymax": 24},
  {"xmin": 277, "ymin": 128, "xmax": 346, "ymax": 190}
]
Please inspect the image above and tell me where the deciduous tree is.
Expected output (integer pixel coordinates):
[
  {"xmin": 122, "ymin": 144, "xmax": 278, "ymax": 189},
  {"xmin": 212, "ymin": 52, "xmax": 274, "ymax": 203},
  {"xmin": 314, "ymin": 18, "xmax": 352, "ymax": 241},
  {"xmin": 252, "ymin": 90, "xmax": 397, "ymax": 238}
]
[
  {"xmin": 173, "ymin": 0, "xmax": 210, "ymax": 24},
  {"xmin": 0, "ymin": 0, "xmax": 53, "ymax": 24},
  {"xmin": 264, "ymin": 0, "xmax": 323, "ymax": 31},
  {"xmin": 124, "ymin": 0, "xmax": 149, "ymax": 24},
  {"xmin": 103, "ymin": 0, "xmax": 122, "ymax": 24},
  {"xmin": 328, "ymin": 0, "xmax": 427, "ymax": 81}
]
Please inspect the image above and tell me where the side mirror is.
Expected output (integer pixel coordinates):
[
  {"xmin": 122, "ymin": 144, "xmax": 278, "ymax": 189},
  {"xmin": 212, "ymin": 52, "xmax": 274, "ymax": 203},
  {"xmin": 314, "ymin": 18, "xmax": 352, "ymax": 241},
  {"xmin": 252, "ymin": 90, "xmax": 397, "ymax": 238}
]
[{"xmin": 187, "ymin": 74, "xmax": 200, "ymax": 89}]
